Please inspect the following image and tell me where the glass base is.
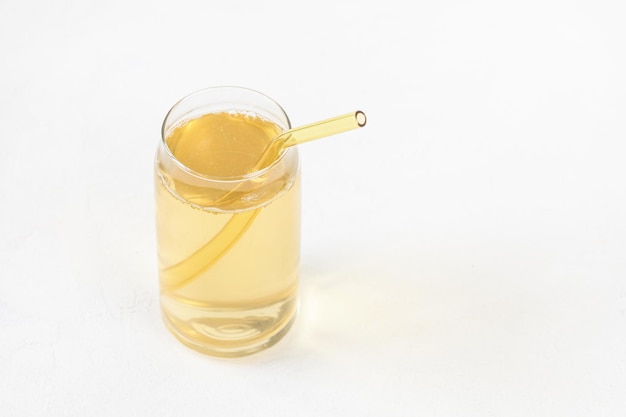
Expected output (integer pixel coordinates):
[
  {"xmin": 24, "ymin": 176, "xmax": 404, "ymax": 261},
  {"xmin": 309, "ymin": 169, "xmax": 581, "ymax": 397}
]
[{"xmin": 160, "ymin": 294, "xmax": 298, "ymax": 358}]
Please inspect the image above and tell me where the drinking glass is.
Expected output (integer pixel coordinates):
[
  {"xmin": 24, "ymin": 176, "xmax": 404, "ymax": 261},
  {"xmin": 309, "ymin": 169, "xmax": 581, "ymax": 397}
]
[{"xmin": 155, "ymin": 86, "xmax": 300, "ymax": 357}]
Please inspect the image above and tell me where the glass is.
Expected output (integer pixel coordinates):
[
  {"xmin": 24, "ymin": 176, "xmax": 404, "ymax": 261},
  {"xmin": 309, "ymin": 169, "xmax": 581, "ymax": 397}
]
[{"xmin": 154, "ymin": 86, "xmax": 300, "ymax": 357}]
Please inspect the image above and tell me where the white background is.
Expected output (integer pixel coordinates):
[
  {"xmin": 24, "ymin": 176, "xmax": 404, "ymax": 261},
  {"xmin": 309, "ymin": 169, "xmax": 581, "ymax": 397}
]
[{"xmin": 1, "ymin": 0, "xmax": 625, "ymax": 415}]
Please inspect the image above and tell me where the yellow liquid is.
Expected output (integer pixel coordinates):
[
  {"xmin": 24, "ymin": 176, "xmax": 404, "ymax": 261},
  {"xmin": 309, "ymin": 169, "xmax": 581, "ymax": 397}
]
[{"xmin": 155, "ymin": 112, "xmax": 300, "ymax": 357}]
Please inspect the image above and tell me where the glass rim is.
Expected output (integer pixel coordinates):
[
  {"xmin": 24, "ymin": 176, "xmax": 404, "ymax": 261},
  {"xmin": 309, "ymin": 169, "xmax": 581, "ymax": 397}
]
[{"xmin": 160, "ymin": 85, "xmax": 294, "ymax": 183}]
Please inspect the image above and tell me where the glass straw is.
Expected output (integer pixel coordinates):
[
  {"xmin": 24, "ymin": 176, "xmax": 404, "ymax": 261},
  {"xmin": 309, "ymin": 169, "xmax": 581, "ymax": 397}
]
[{"xmin": 253, "ymin": 111, "xmax": 367, "ymax": 171}]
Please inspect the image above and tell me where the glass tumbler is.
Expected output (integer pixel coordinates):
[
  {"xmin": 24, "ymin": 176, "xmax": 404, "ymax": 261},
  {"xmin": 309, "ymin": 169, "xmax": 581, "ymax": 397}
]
[{"xmin": 154, "ymin": 86, "xmax": 300, "ymax": 357}]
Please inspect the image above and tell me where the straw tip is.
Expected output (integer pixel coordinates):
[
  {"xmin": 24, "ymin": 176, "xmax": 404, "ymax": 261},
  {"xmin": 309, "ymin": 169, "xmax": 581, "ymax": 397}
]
[{"xmin": 355, "ymin": 111, "xmax": 367, "ymax": 127}]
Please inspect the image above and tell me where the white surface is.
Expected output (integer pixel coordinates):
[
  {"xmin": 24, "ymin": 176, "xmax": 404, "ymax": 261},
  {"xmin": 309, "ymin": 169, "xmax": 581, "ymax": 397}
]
[{"xmin": 1, "ymin": 0, "xmax": 626, "ymax": 415}]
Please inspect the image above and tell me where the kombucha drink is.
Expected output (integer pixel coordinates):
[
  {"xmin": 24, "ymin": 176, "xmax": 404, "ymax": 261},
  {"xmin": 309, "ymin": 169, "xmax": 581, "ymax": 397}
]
[{"xmin": 155, "ymin": 111, "xmax": 300, "ymax": 357}]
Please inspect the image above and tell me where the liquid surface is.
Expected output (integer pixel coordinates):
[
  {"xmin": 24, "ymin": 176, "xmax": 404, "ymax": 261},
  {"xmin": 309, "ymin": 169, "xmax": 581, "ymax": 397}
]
[
  {"xmin": 156, "ymin": 112, "xmax": 300, "ymax": 357},
  {"xmin": 166, "ymin": 112, "xmax": 282, "ymax": 177}
]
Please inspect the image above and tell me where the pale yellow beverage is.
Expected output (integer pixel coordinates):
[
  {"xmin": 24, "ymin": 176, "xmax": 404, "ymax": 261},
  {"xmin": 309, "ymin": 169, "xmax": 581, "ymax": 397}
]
[{"xmin": 155, "ymin": 108, "xmax": 300, "ymax": 357}]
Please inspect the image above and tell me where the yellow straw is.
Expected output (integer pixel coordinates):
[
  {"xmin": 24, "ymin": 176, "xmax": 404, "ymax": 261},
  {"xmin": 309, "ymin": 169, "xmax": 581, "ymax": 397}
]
[
  {"xmin": 161, "ymin": 110, "xmax": 367, "ymax": 291},
  {"xmin": 253, "ymin": 111, "xmax": 367, "ymax": 171}
]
